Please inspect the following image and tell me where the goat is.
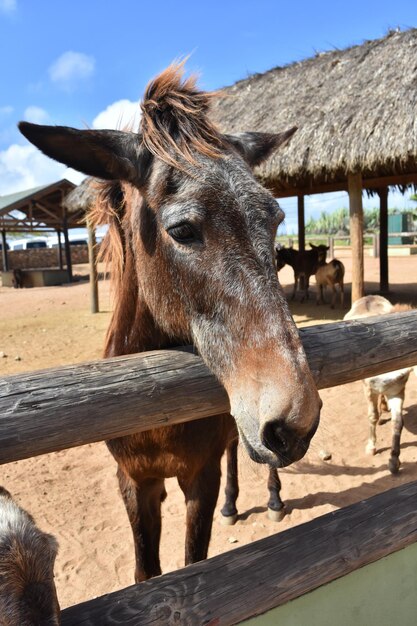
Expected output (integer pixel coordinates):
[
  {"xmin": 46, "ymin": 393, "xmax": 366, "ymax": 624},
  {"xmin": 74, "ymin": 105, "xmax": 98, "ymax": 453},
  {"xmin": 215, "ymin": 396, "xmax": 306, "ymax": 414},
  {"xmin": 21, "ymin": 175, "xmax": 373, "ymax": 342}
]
[
  {"xmin": 276, "ymin": 243, "xmax": 328, "ymax": 302},
  {"xmin": 315, "ymin": 258, "xmax": 345, "ymax": 308},
  {"xmin": 344, "ymin": 296, "xmax": 414, "ymax": 474},
  {"xmin": 0, "ymin": 487, "xmax": 60, "ymax": 625}
]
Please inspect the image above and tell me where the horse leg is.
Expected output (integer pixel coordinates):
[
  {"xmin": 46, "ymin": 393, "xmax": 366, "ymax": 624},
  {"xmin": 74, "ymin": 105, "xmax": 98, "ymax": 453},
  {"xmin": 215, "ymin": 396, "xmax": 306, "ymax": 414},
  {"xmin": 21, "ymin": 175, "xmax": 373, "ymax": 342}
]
[
  {"xmin": 220, "ymin": 438, "xmax": 239, "ymax": 525},
  {"xmin": 179, "ymin": 460, "xmax": 222, "ymax": 565},
  {"xmin": 364, "ymin": 384, "xmax": 379, "ymax": 455},
  {"xmin": 301, "ymin": 274, "xmax": 310, "ymax": 302},
  {"xmin": 340, "ymin": 279, "xmax": 344, "ymax": 308},
  {"xmin": 316, "ymin": 284, "xmax": 322, "ymax": 305},
  {"xmin": 300, "ymin": 274, "xmax": 306, "ymax": 302},
  {"xmin": 291, "ymin": 273, "xmax": 298, "ymax": 300},
  {"xmin": 330, "ymin": 284, "xmax": 337, "ymax": 309},
  {"xmin": 387, "ymin": 392, "xmax": 405, "ymax": 474},
  {"xmin": 267, "ymin": 467, "xmax": 286, "ymax": 522},
  {"xmin": 379, "ymin": 394, "xmax": 389, "ymax": 415},
  {"xmin": 117, "ymin": 467, "xmax": 166, "ymax": 582}
]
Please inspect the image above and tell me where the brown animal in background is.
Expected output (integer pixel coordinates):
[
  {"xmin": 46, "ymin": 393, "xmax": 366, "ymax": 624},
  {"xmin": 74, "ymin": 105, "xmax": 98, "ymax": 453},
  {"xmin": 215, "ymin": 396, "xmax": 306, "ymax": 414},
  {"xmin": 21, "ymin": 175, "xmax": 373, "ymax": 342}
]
[
  {"xmin": 0, "ymin": 487, "xmax": 60, "ymax": 625},
  {"xmin": 19, "ymin": 62, "xmax": 321, "ymax": 582},
  {"xmin": 344, "ymin": 295, "xmax": 414, "ymax": 473},
  {"xmin": 315, "ymin": 258, "xmax": 345, "ymax": 308},
  {"xmin": 11, "ymin": 269, "xmax": 24, "ymax": 289},
  {"xmin": 276, "ymin": 243, "xmax": 328, "ymax": 301}
]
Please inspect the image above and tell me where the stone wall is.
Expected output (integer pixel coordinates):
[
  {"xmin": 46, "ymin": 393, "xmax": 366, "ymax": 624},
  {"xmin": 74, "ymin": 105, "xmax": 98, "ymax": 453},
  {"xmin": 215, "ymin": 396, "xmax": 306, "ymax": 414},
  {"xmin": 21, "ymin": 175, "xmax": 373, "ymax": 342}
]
[{"xmin": 0, "ymin": 245, "xmax": 90, "ymax": 271}]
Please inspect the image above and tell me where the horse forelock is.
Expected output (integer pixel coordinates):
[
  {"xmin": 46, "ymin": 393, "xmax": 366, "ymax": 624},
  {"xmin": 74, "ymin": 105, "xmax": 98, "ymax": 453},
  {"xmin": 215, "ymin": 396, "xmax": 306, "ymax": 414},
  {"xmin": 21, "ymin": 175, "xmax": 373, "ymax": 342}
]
[{"xmin": 140, "ymin": 60, "xmax": 226, "ymax": 170}]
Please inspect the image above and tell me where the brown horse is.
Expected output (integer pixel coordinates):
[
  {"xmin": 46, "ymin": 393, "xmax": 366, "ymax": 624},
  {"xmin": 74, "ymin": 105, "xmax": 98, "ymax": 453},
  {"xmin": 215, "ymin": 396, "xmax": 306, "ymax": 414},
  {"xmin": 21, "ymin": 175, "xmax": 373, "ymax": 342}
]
[{"xmin": 19, "ymin": 63, "xmax": 321, "ymax": 582}]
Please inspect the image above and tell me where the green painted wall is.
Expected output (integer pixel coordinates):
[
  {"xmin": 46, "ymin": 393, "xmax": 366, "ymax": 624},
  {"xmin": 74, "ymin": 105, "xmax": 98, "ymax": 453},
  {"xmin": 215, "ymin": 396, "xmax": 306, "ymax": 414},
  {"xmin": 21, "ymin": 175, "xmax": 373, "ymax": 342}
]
[{"xmin": 241, "ymin": 543, "xmax": 417, "ymax": 626}]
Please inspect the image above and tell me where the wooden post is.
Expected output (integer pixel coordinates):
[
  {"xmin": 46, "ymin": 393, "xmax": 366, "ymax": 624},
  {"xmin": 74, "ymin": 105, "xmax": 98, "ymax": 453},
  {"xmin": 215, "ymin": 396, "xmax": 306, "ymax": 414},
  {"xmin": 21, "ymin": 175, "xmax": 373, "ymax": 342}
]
[
  {"xmin": 1, "ymin": 230, "xmax": 8, "ymax": 272},
  {"xmin": 87, "ymin": 220, "xmax": 99, "ymax": 314},
  {"xmin": 348, "ymin": 172, "xmax": 364, "ymax": 303},
  {"xmin": 56, "ymin": 229, "xmax": 63, "ymax": 270},
  {"xmin": 297, "ymin": 195, "xmax": 305, "ymax": 252},
  {"xmin": 328, "ymin": 236, "xmax": 334, "ymax": 259},
  {"xmin": 62, "ymin": 210, "xmax": 73, "ymax": 282},
  {"xmin": 373, "ymin": 233, "xmax": 379, "ymax": 259},
  {"xmin": 378, "ymin": 187, "xmax": 389, "ymax": 293}
]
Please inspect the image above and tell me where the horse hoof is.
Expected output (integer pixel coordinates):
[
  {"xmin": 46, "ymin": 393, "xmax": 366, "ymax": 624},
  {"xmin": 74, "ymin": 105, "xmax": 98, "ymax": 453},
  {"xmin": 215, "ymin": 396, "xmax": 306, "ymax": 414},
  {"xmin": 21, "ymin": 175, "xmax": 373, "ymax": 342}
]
[
  {"xmin": 220, "ymin": 513, "xmax": 238, "ymax": 526},
  {"xmin": 267, "ymin": 507, "xmax": 286, "ymax": 522},
  {"xmin": 389, "ymin": 458, "xmax": 400, "ymax": 474},
  {"xmin": 365, "ymin": 444, "xmax": 376, "ymax": 456}
]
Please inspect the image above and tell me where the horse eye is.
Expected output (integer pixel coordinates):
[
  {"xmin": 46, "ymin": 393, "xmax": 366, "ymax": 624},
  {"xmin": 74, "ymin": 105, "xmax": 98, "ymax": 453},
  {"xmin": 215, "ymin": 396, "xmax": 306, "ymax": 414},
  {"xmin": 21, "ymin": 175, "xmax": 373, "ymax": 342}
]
[{"xmin": 167, "ymin": 223, "xmax": 198, "ymax": 244}]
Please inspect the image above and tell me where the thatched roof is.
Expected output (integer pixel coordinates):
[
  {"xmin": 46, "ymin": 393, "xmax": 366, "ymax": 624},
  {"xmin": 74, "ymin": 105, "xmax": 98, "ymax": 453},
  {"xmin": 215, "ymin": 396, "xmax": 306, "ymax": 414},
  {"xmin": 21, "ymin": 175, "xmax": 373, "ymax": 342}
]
[
  {"xmin": 62, "ymin": 177, "xmax": 97, "ymax": 213},
  {"xmin": 211, "ymin": 29, "xmax": 417, "ymax": 196}
]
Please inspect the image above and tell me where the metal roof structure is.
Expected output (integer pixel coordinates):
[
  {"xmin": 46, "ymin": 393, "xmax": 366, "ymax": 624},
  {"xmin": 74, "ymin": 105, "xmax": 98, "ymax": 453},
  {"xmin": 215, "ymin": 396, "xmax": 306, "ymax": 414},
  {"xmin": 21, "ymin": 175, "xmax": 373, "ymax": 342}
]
[{"xmin": 0, "ymin": 179, "xmax": 80, "ymax": 233}]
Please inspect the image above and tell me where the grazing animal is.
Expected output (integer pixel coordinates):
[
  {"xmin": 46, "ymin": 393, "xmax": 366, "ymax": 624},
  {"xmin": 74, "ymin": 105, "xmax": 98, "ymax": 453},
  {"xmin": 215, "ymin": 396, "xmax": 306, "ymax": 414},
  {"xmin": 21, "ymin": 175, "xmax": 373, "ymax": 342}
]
[
  {"xmin": 0, "ymin": 487, "xmax": 60, "ymax": 626},
  {"xmin": 344, "ymin": 295, "xmax": 414, "ymax": 473},
  {"xmin": 11, "ymin": 269, "xmax": 24, "ymax": 289},
  {"xmin": 18, "ymin": 63, "xmax": 321, "ymax": 582},
  {"xmin": 315, "ymin": 258, "xmax": 345, "ymax": 308},
  {"xmin": 276, "ymin": 243, "xmax": 328, "ymax": 301}
]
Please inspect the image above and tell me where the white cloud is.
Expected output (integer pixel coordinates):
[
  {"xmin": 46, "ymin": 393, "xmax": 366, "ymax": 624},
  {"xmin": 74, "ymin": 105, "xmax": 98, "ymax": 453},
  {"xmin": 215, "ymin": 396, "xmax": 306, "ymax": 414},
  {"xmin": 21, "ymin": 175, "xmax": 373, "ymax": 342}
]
[
  {"xmin": 0, "ymin": 0, "xmax": 16, "ymax": 14},
  {"xmin": 23, "ymin": 106, "xmax": 50, "ymax": 124},
  {"xmin": 0, "ymin": 143, "xmax": 84, "ymax": 196},
  {"xmin": 0, "ymin": 97, "xmax": 141, "ymax": 195},
  {"xmin": 49, "ymin": 51, "xmax": 95, "ymax": 91},
  {"xmin": 92, "ymin": 99, "xmax": 141, "ymax": 131}
]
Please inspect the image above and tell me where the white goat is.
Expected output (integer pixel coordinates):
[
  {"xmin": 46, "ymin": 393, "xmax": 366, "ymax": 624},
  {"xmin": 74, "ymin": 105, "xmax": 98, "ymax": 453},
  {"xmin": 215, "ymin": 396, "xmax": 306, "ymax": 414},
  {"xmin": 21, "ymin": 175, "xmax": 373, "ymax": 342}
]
[
  {"xmin": 0, "ymin": 487, "xmax": 60, "ymax": 625},
  {"xmin": 315, "ymin": 258, "xmax": 345, "ymax": 308},
  {"xmin": 344, "ymin": 295, "xmax": 414, "ymax": 473}
]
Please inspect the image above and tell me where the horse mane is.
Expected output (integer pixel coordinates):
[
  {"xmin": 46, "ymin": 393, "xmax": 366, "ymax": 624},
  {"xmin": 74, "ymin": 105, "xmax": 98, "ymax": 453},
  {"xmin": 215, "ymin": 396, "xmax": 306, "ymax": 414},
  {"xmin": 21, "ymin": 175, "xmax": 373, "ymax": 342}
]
[{"xmin": 140, "ymin": 60, "xmax": 225, "ymax": 169}]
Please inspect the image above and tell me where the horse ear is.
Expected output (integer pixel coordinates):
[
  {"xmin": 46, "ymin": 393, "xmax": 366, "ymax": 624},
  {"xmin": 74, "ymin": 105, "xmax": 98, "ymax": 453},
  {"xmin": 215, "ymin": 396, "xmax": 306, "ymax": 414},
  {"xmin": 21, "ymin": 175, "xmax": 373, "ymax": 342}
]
[
  {"xmin": 18, "ymin": 122, "xmax": 152, "ymax": 185},
  {"xmin": 224, "ymin": 127, "xmax": 297, "ymax": 168}
]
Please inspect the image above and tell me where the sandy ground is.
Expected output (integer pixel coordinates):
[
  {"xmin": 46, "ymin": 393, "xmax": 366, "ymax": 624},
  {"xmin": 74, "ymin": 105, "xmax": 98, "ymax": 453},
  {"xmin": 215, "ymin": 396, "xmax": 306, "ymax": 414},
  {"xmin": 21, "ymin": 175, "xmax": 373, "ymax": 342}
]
[{"xmin": 1, "ymin": 254, "xmax": 417, "ymax": 609}]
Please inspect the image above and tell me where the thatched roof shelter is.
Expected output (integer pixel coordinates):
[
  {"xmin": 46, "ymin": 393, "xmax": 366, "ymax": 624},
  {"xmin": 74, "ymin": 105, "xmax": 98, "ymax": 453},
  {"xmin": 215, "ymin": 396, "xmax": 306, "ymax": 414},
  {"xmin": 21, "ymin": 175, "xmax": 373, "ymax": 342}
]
[
  {"xmin": 212, "ymin": 28, "xmax": 417, "ymax": 301},
  {"xmin": 211, "ymin": 28, "xmax": 417, "ymax": 197}
]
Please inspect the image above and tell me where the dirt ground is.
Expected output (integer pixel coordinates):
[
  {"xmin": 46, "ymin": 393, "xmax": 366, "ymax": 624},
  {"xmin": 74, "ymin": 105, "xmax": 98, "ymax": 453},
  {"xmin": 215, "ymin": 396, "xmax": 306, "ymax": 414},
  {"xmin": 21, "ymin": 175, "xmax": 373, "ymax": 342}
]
[{"xmin": 1, "ymin": 254, "xmax": 417, "ymax": 610}]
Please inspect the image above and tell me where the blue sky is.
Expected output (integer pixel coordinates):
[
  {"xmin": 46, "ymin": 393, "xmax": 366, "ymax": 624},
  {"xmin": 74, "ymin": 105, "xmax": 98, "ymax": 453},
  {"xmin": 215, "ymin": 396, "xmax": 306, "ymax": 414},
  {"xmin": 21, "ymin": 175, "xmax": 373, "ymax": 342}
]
[{"xmin": 1, "ymin": 0, "xmax": 416, "ymax": 233}]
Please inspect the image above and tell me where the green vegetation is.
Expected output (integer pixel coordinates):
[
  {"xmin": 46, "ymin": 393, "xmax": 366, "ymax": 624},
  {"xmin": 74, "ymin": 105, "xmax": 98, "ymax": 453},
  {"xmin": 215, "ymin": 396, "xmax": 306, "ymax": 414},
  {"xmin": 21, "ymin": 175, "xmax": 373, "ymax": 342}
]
[{"xmin": 305, "ymin": 206, "xmax": 415, "ymax": 235}]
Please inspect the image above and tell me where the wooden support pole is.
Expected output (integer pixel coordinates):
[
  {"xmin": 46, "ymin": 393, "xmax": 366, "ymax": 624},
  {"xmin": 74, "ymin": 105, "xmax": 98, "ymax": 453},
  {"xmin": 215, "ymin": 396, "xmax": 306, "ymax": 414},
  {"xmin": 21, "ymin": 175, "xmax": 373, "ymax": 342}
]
[
  {"xmin": 328, "ymin": 236, "xmax": 334, "ymax": 259},
  {"xmin": 1, "ymin": 230, "xmax": 8, "ymax": 272},
  {"xmin": 62, "ymin": 210, "xmax": 73, "ymax": 282},
  {"xmin": 297, "ymin": 194, "xmax": 305, "ymax": 252},
  {"xmin": 378, "ymin": 187, "xmax": 389, "ymax": 293},
  {"xmin": 87, "ymin": 220, "xmax": 99, "ymax": 314},
  {"xmin": 348, "ymin": 172, "xmax": 364, "ymax": 303},
  {"xmin": 56, "ymin": 229, "xmax": 63, "ymax": 270},
  {"xmin": 0, "ymin": 311, "xmax": 416, "ymax": 465}
]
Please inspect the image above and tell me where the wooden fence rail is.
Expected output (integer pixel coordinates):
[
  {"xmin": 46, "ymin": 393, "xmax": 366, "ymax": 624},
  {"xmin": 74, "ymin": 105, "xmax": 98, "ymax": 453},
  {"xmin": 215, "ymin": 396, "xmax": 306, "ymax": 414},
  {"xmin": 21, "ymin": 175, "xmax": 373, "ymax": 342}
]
[
  {"xmin": 60, "ymin": 480, "xmax": 417, "ymax": 625},
  {"xmin": 1, "ymin": 311, "xmax": 417, "ymax": 465}
]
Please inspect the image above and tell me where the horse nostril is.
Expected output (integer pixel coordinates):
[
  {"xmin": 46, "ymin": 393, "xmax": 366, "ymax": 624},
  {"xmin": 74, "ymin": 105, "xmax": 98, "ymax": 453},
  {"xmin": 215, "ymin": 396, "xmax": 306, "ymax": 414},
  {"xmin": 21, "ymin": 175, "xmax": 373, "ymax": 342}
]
[{"xmin": 262, "ymin": 421, "xmax": 291, "ymax": 456}]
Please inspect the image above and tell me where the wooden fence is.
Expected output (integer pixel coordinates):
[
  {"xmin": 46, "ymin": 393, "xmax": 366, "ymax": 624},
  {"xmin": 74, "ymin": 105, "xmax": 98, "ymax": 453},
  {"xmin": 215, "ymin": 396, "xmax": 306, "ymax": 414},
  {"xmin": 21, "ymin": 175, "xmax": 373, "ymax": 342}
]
[{"xmin": 1, "ymin": 311, "xmax": 417, "ymax": 624}]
